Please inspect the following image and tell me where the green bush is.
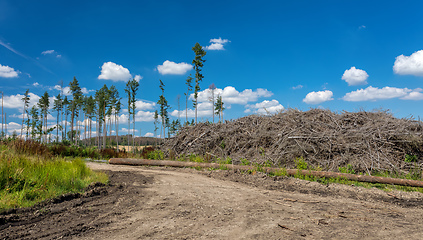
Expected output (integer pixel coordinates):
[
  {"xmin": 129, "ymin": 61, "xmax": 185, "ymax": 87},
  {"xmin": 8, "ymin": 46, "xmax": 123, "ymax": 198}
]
[
  {"xmin": 147, "ymin": 150, "xmax": 164, "ymax": 160},
  {"xmin": 295, "ymin": 157, "xmax": 308, "ymax": 170},
  {"xmin": 405, "ymin": 154, "xmax": 418, "ymax": 163}
]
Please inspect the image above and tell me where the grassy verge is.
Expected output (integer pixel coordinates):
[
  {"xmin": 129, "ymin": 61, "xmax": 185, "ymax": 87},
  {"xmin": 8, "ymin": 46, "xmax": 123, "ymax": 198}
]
[
  {"xmin": 267, "ymin": 169, "xmax": 423, "ymax": 193},
  {"xmin": 146, "ymin": 151, "xmax": 423, "ymax": 193},
  {"xmin": 0, "ymin": 144, "xmax": 108, "ymax": 212}
]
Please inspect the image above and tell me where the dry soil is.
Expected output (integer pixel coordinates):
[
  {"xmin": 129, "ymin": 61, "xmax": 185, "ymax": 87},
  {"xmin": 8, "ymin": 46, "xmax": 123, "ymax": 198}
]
[{"xmin": 1, "ymin": 162, "xmax": 423, "ymax": 240}]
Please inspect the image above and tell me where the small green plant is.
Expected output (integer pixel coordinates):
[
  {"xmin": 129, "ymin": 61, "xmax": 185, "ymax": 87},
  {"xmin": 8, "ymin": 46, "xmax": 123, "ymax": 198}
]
[
  {"xmin": 240, "ymin": 158, "xmax": 250, "ymax": 166},
  {"xmin": 263, "ymin": 160, "xmax": 272, "ymax": 168},
  {"xmin": 295, "ymin": 157, "xmax": 308, "ymax": 170},
  {"xmin": 147, "ymin": 150, "xmax": 164, "ymax": 160},
  {"xmin": 270, "ymin": 168, "xmax": 287, "ymax": 177},
  {"xmin": 339, "ymin": 164, "xmax": 356, "ymax": 174},
  {"xmin": 407, "ymin": 163, "xmax": 422, "ymax": 180},
  {"xmin": 189, "ymin": 154, "xmax": 205, "ymax": 163},
  {"xmin": 219, "ymin": 164, "xmax": 229, "ymax": 170},
  {"xmin": 405, "ymin": 154, "xmax": 418, "ymax": 163},
  {"xmin": 219, "ymin": 140, "xmax": 226, "ymax": 149},
  {"xmin": 259, "ymin": 147, "xmax": 265, "ymax": 157}
]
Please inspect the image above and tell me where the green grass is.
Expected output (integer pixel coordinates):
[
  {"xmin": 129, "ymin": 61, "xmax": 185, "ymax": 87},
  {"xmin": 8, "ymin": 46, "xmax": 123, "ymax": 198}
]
[
  {"xmin": 147, "ymin": 150, "xmax": 423, "ymax": 194},
  {"xmin": 0, "ymin": 145, "xmax": 108, "ymax": 212}
]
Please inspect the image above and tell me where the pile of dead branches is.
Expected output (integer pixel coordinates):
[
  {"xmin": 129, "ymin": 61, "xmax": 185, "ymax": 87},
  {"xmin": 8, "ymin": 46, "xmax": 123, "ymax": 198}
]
[{"xmin": 161, "ymin": 109, "xmax": 423, "ymax": 174}]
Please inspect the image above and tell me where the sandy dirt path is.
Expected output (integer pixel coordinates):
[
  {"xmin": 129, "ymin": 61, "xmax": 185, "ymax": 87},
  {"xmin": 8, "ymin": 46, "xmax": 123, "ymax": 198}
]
[
  {"xmin": 83, "ymin": 163, "xmax": 423, "ymax": 240},
  {"xmin": 2, "ymin": 162, "xmax": 423, "ymax": 240}
]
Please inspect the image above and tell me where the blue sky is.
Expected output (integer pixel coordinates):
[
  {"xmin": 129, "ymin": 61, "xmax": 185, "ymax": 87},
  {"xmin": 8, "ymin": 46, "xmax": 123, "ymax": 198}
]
[{"xmin": 1, "ymin": 0, "xmax": 423, "ymax": 138}]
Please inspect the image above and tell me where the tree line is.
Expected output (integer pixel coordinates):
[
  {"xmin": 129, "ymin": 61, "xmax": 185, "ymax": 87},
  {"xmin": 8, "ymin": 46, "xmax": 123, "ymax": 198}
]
[{"xmin": 0, "ymin": 42, "xmax": 225, "ymax": 148}]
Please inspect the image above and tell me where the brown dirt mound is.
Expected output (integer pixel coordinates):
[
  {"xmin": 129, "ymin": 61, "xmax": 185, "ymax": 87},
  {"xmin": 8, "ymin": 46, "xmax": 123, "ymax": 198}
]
[{"xmin": 161, "ymin": 109, "xmax": 423, "ymax": 174}]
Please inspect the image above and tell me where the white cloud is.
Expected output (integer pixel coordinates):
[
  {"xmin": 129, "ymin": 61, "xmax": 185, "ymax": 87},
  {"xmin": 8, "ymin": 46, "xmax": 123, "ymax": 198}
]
[
  {"xmin": 120, "ymin": 128, "xmax": 133, "ymax": 134},
  {"xmin": 134, "ymin": 75, "xmax": 143, "ymax": 82},
  {"xmin": 51, "ymin": 85, "xmax": 91, "ymax": 96},
  {"xmin": 135, "ymin": 100, "xmax": 156, "ymax": 110},
  {"xmin": 401, "ymin": 90, "xmax": 423, "ymax": 100},
  {"xmin": 117, "ymin": 111, "xmax": 155, "ymax": 123},
  {"xmin": 303, "ymin": 90, "xmax": 333, "ymax": 104},
  {"xmin": 144, "ymin": 132, "xmax": 154, "ymax": 137},
  {"xmin": 0, "ymin": 64, "xmax": 19, "ymax": 78},
  {"xmin": 41, "ymin": 50, "xmax": 62, "ymax": 59},
  {"xmin": 98, "ymin": 62, "xmax": 133, "ymax": 81},
  {"xmin": 393, "ymin": 50, "xmax": 423, "ymax": 76},
  {"xmin": 292, "ymin": 85, "xmax": 303, "ymax": 90},
  {"xmin": 32, "ymin": 82, "xmax": 40, "ymax": 87},
  {"xmin": 41, "ymin": 50, "xmax": 55, "ymax": 55},
  {"xmin": 62, "ymin": 86, "xmax": 71, "ymax": 96},
  {"xmin": 342, "ymin": 67, "xmax": 369, "ymax": 86},
  {"xmin": 245, "ymin": 100, "xmax": 284, "ymax": 114},
  {"xmin": 342, "ymin": 86, "xmax": 412, "ymax": 101},
  {"xmin": 81, "ymin": 87, "xmax": 93, "ymax": 94},
  {"xmin": 157, "ymin": 60, "xmax": 192, "ymax": 75},
  {"xmin": 2, "ymin": 92, "xmax": 41, "ymax": 109},
  {"xmin": 135, "ymin": 111, "xmax": 155, "ymax": 122},
  {"xmin": 205, "ymin": 38, "xmax": 230, "ymax": 50},
  {"xmin": 192, "ymin": 86, "xmax": 273, "ymax": 105},
  {"xmin": 170, "ymin": 102, "xmax": 214, "ymax": 118}
]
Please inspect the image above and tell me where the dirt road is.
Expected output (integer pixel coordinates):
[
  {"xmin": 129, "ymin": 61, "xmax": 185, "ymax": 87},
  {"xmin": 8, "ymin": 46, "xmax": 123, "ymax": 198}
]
[{"xmin": 2, "ymin": 162, "xmax": 423, "ymax": 239}]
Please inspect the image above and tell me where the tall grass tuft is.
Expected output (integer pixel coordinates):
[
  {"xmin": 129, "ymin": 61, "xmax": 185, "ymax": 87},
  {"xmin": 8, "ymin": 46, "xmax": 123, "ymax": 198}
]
[{"xmin": 0, "ymin": 142, "xmax": 108, "ymax": 212}]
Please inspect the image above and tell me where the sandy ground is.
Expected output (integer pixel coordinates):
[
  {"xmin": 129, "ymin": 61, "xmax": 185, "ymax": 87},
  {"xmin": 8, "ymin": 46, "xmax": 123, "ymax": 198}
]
[{"xmin": 2, "ymin": 162, "xmax": 423, "ymax": 239}]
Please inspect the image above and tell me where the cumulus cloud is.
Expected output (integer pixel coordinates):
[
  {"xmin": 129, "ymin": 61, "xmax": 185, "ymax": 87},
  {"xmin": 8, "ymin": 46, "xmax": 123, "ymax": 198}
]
[
  {"xmin": 393, "ymin": 50, "xmax": 423, "ymax": 76},
  {"xmin": 192, "ymin": 86, "xmax": 273, "ymax": 105},
  {"xmin": 0, "ymin": 64, "xmax": 19, "ymax": 78},
  {"xmin": 157, "ymin": 60, "xmax": 192, "ymax": 75},
  {"xmin": 144, "ymin": 132, "xmax": 154, "ymax": 137},
  {"xmin": 135, "ymin": 100, "xmax": 156, "ymax": 110},
  {"xmin": 2, "ymin": 93, "xmax": 41, "ymax": 109},
  {"xmin": 81, "ymin": 87, "xmax": 93, "ymax": 94},
  {"xmin": 245, "ymin": 100, "xmax": 284, "ymax": 114},
  {"xmin": 342, "ymin": 67, "xmax": 369, "ymax": 86},
  {"xmin": 342, "ymin": 86, "xmax": 412, "ymax": 101},
  {"xmin": 62, "ymin": 86, "xmax": 71, "ymax": 96},
  {"xmin": 134, "ymin": 75, "xmax": 143, "ymax": 82},
  {"xmin": 170, "ymin": 102, "xmax": 214, "ymax": 118},
  {"xmin": 205, "ymin": 38, "xmax": 230, "ymax": 50},
  {"xmin": 303, "ymin": 90, "xmax": 333, "ymax": 104},
  {"xmin": 135, "ymin": 110, "xmax": 155, "ymax": 122},
  {"xmin": 401, "ymin": 90, "xmax": 423, "ymax": 100},
  {"xmin": 98, "ymin": 62, "xmax": 133, "ymax": 81}
]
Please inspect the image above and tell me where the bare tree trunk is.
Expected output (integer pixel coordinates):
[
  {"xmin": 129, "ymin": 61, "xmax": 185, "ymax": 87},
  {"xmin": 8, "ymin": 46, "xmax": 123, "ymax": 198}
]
[
  {"xmin": 1, "ymin": 92, "xmax": 3, "ymax": 138},
  {"xmin": 21, "ymin": 104, "xmax": 26, "ymax": 139},
  {"xmin": 185, "ymin": 94, "xmax": 188, "ymax": 123},
  {"xmin": 103, "ymin": 107, "xmax": 106, "ymax": 150},
  {"xmin": 128, "ymin": 114, "xmax": 130, "ymax": 151},
  {"xmin": 116, "ymin": 113, "xmax": 119, "ymax": 151},
  {"xmin": 132, "ymin": 115, "xmax": 135, "ymax": 154},
  {"xmin": 84, "ymin": 112, "xmax": 88, "ymax": 146},
  {"xmin": 4, "ymin": 112, "xmax": 7, "ymax": 138}
]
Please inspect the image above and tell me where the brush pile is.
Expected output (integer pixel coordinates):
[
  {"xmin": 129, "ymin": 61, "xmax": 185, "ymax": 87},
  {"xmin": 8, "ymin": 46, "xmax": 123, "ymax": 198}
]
[{"xmin": 161, "ymin": 109, "xmax": 423, "ymax": 173}]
